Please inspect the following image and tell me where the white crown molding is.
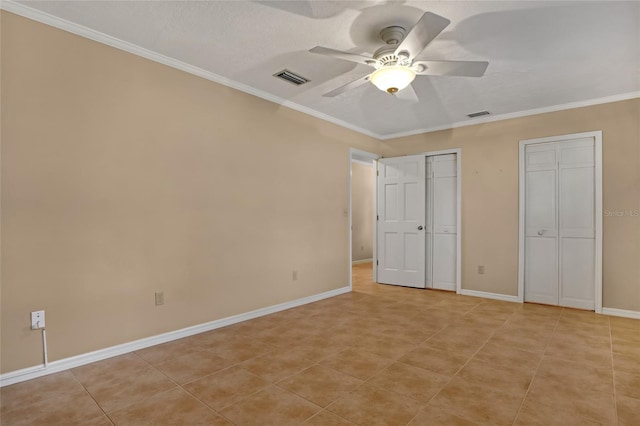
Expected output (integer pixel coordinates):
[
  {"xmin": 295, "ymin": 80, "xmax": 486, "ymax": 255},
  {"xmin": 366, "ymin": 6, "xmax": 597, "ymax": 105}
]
[
  {"xmin": 0, "ymin": 285, "xmax": 351, "ymax": 387},
  {"xmin": 2, "ymin": 1, "xmax": 639, "ymax": 142},
  {"xmin": 0, "ymin": 0, "xmax": 380, "ymax": 140},
  {"xmin": 380, "ymin": 91, "xmax": 640, "ymax": 140}
]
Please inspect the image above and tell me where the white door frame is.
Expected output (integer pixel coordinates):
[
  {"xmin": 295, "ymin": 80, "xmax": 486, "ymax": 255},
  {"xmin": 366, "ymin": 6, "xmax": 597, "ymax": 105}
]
[
  {"xmin": 349, "ymin": 148, "xmax": 380, "ymax": 290},
  {"xmin": 416, "ymin": 148, "xmax": 463, "ymax": 294},
  {"xmin": 518, "ymin": 131, "xmax": 603, "ymax": 313}
]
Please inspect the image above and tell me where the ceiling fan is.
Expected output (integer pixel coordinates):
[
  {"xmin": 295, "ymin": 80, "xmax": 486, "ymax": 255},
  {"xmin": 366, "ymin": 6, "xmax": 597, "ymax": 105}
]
[{"xmin": 309, "ymin": 12, "xmax": 489, "ymax": 101}]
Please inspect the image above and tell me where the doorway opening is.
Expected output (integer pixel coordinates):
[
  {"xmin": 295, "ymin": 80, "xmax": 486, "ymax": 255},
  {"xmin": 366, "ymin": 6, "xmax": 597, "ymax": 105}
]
[{"xmin": 349, "ymin": 148, "xmax": 379, "ymax": 290}]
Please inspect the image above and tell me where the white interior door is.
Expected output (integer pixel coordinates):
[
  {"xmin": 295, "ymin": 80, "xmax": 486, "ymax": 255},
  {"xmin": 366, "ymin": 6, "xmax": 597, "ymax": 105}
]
[
  {"xmin": 427, "ymin": 154, "xmax": 458, "ymax": 291},
  {"xmin": 377, "ymin": 156, "xmax": 426, "ymax": 288},
  {"xmin": 524, "ymin": 138, "xmax": 595, "ymax": 309}
]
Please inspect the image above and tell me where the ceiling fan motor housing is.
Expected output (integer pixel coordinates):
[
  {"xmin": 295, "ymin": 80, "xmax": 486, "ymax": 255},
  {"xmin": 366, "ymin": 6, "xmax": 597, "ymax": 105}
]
[{"xmin": 373, "ymin": 46, "xmax": 410, "ymax": 67}]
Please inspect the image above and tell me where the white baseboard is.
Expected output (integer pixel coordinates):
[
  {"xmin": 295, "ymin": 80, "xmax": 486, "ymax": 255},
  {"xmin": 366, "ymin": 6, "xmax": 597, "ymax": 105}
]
[
  {"xmin": 458, "ymin": 289, "xmax": 521, "ymax": 303},
  {"xmin": 0, "ymin": 286, "xmax": 351, "ymax": 387},
  {"xmin": 352, "ymin": 258, "xmax": 373, "ymax": 265},
  {"xmin": 601, "ymin": 307, "xmax": 640, "ymax": 319}
]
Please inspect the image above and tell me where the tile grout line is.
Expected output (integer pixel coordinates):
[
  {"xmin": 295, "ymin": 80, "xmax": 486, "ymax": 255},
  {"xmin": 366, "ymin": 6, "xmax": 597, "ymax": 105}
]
[
  {"xmin": 403, "ymin": 307, "xmax": 513, "ymax": 425},
  {"xmin": 266, "ymin": 345, "xmax": 366, "ymax": 424},
  {"xmin": 134, "ymin": 347, "xmax": 247, "ymax": 424},
  {"xmin": 287, "ymin": 320, "xmax": 447, "ymax": 425},
  {"xmin": 178, "ymin": 377, "xmax": 241, "ymax": 425},
  {"xmin": 300, "ymin": 408, "xmax": 355, "ymax": 425},
  {"xmin": 170, "ymin": 336, "xmax": 329, "ymax": 424},
  {"xmin": 91, "ymin": 351, "xmax": 181, "ymax": 422},
  {"xmin": 67, "ymin": 369, "xmax": 115, "ymax": 425},
  {"xmin": 69, "ymin": 351, "xmax": 163, "ymax": 422},
  {"xmin": 331, "ymin": 377, "xmax": 424, "ymax": 424},
  {"xmin": 183, "ymin": 338, "xmax": 333, "ymax": 422},
  {"xmin": 509, "ymin": 307, "xmax": 562, "ymax": 425}
]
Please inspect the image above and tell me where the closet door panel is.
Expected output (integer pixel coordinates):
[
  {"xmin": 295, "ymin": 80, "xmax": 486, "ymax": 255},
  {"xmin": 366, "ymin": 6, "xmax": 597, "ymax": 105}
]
[
  {"xmin": 558, "ymin": 139, "xmax": 595, "ymax": 309},
  {"xmin": 434, "ymin": 176, "xmax": 457, "ymax": 233},
  {"xmin": 431, "ymin": 154, "xmax": 457, "ymax": 291},
  {"xmin": 433, "ymin": 233, "xmax": 456, "ymax": 290},
  {"xmin": 525, "ymin": 237, "xmax": 559, "ymax": 305},
  {"xmin": 524, "ymin": 143, "xmax": 558, "ymax": 304},
  {"xmin": 560, "ymin": 238, "xmax": 595, "ymax": 309},
  {"xmin": 560, "ymin": 168, "xmax": 594, "ymax": 238}
]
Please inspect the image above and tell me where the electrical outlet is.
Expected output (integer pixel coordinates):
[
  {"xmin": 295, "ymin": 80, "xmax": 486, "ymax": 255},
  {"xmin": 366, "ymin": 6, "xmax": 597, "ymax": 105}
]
[
  {"xmin": 292, "ymin": 270, "xmax": 298, "ymax": 281},
  {"xmin": 31, "ymin": 310, "xmax": 45, "ymax": 329},
  {"xmin": 155, "ymin": 292, "xmax": 164, "ymax": 306},
  {"xmin": 478, "ymin": 265, "xmax": 485, "ymax": 275}
]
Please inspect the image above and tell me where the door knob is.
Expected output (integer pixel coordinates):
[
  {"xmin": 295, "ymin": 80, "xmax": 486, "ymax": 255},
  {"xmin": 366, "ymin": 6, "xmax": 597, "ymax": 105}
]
[
  {"xmin": 418, "ymin": 226, "xmax": 424, "ymax": 230},
  {"xmin": 538, "ymin": 230, "xmax": 544, "ymax": 236}
]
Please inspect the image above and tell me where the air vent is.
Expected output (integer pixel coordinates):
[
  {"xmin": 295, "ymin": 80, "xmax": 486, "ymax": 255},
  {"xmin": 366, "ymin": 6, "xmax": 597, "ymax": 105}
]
[
  {"xmin": 467, "ymin": 110, "xmax": 490, "ymax": 118},
  {"xmin": 274, "ymin": 69, "xmax": 310, "ymax": 86}
]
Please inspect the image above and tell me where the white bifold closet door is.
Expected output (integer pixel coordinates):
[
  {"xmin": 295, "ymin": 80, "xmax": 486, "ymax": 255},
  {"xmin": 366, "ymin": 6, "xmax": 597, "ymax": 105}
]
[
  {"xmin": 377, "ymin": 155, "xmax": 426, "ymax": 288},
  {"xmin": 524, "ymin": 138, "xmax": 596, "ymax": 309},
  {"xmin": 426, "ymin": 154, "xmax": 458, "ymax": 290}
]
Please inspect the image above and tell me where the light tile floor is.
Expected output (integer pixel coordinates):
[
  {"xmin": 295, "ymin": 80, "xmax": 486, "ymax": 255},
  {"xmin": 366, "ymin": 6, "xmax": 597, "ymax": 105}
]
[{"xmin": 2, "ymin": 262, "xmax": 639, "ymax": 425}]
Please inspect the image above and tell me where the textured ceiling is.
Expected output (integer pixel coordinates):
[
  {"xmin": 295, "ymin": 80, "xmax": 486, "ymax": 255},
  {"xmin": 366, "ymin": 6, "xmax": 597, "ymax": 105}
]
[{"xmin": 9, "ymin": 1, "xmax": 640, "ymax": 138}]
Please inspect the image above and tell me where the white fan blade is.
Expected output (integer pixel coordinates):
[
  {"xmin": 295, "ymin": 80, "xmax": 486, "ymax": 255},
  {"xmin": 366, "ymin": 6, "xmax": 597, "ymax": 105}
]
[
  {"xmin": 310, "ymin": 46, "xmax": 376, "ymax": 67},
  {"xmin": 395, "ymin": 12, "xmax": 450, "ymax": 60},
  {"xmin": 323, "ymin": 74, "xmax": 371, "ymax": 97},
  {"xmin": 395, "ymin": 84, "xmax": 419, "ymax": 103},
  {"xmin": 414, "ymin": 60, "xmax": 489, "ymax": 77}
]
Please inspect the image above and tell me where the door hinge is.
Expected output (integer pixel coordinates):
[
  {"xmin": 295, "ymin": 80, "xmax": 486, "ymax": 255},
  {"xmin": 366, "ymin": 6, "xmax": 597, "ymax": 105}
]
[
  {"xmin": 376, "ymin": 260, "xmax": 379, "ymax": 265},
  {"xmin": 377, "ymin": 170, "xmax": 379, "ymax": 176}
]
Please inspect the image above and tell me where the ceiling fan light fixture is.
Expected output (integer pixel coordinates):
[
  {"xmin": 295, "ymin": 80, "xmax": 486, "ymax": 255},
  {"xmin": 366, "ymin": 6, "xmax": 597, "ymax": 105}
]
[{"xmin": 370, "ymin": 66, "xmax": 416, "ymax": 94}]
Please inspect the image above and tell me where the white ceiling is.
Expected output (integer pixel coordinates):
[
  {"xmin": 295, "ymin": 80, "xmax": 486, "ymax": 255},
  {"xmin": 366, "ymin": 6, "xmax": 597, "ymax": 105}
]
[{"xmin": 9, "ymin": 1, "xmax": 640, "ymax": 138}]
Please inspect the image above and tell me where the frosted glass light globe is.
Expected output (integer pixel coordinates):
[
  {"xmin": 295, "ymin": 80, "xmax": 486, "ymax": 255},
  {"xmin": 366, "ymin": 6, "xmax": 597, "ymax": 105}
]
[{"xmin": 370, "ymin": 66, "xmax": 416, "ymax": 94}]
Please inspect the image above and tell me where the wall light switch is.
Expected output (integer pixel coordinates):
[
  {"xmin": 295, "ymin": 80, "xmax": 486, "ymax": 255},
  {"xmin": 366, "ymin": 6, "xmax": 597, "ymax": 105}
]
[{"xmin": 155, "ymin": 292, "xmax": 165, "ymax": 306}]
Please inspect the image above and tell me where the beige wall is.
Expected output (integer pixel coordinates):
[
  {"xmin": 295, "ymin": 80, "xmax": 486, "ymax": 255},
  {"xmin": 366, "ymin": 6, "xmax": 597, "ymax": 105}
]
[
  {"xmin": 379, "ymin": 99, "xmax": 640, "ymax": 311},
  {"xmin": 0, "ymin": 12, "xmax": 383, "ymax": 373},
  {"xmin": 351, "ymin": 162, "xmax": 374, "ymax": 261}
]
